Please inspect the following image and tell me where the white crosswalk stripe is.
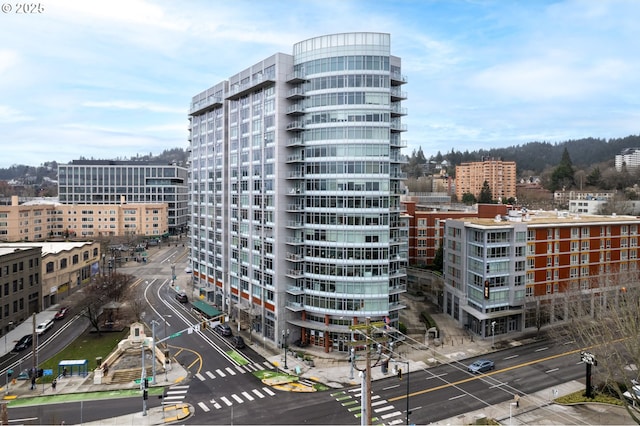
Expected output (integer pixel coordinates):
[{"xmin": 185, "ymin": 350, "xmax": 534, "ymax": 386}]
[
  {"xmin": 206, "ymin": 370, "xmax": 216, "ymax": 379},
  {"xmin": 209, "ymin": 399, "xmax": 222, "ymax": 410},
  {"xmin": 235, "ymin": 365, "xmax": 246, "ymax": 373},
  {"xmin": 241, "ymin": 391, "xmax": 254, "ymax": 401},
  {"xmin": 252, "ymin": 388, "xmax": 265, "ymax": 398},
  {"xmin": 231, "ymin": 394, "xmax": 243, "ymax": 403},
  {"xmin": 195, "ymin": 373, "xmax": 206, "ymax": 381},
  {"xmin": 262, "ymin": 387, "xmax": 275, "ymax": 396},
  {"xmin": 381, "ymin": 411, "xmax": 403, "ymax": 419},
  {"xmin": 216, "ymin": 368, "xmax": 226, "ymax": 377},
  {"xmin": 225, "ymin": 367, "xmax": 237, "ymax": 376},
  {"xmin": 220, "ymin": 396, "xmax": 232, "ymax": 406},
  {"xmin": 262, "ymin": 361, "xmax": 273, "ymax": 369},
  {"xmin": 198, "ymin": 402, "xmax": 210, "ymax": 412}
]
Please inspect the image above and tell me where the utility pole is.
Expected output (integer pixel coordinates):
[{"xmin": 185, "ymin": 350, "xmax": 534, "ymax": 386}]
[{"xmin": 349, "ymin": 317, "xmax": 386, "ymax": 426}]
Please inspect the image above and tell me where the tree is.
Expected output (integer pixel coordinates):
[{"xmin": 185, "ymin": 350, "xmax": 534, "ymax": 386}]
[
  {"xmin": 78, "ymin": 272, "xmax": 135, "ymax": 335},
  {"xmin": 550, "ymin": 271, "xmax": 640, "ymax": 422},
  {"xmin": 430, "ymin": 246, "xmax": 443, "ymax": 273},
  {"xmin": 461, "ymin": 192, "xmax": 476, "ymax": 205},
  {"xmin": 478, "ymin": 181, "xmax": 493, "ymax": 203},
  {"xmin": 586, "ymin": 167, "xmax": 602, "ymax": 187},
  {"xmin": 549, "ymin": 147, "xmax": 576, "ymax": 192}
]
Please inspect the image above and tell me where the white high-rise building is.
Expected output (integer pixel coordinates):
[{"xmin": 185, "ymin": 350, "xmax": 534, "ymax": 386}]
[{"xmin": 188, "ymin": 33, "xmax": 408, "ymax": 353}]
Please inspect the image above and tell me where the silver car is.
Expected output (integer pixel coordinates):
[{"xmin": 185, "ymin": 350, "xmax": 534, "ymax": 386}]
[{"xmin": 467, "ymin": 359, "xmax": 495, "ymax": 373}]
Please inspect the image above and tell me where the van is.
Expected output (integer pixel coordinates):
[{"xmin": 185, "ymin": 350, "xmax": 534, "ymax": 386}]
[
  {"xmin": 175, "ymin": 293, "xmax": 188, "ymax": 303},
  {"xmin": 36, "ymin": 319, "xmax": 54, "ymax": 335}
]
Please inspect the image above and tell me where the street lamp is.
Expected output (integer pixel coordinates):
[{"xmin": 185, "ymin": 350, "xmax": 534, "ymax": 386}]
[
  {"xmin": 491, "ymin": 321, "xmax": 496, "ymax": 349},
  {"xmin": 282, "ymin": 329, "xmax": 290, "ymax": 370}
]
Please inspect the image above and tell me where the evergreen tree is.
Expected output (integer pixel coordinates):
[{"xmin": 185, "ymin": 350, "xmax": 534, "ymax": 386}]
[
  {"xmin": 585, "ymin": 167, "xmax": 601, "ymax": 187},
  {"xmin": 478, "ymin": 181, "xmax": 493, "ymax": 203},
  {"xmin": 549, "ymin": 147, "xmax": 576, "ymax": 192},
  {"xmin": 462, "ymin": 192, "xmax": 476, "ymax": 205}
]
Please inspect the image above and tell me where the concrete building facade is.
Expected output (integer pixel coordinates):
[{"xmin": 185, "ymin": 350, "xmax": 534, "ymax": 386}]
[
  {"xmin": 0, "ymin": 196, "xmax": 168, "ymax": 241},
  {"xmin": 57, "ymin": 160, "xmax": 188, "ymax": 235},
  {"xmin": 188, "ymin": 32, "xmax": 408, "ymax": 352},
  {"xmin": 455, "ymin": 159, "xmax": 516, "ymax": 202}
]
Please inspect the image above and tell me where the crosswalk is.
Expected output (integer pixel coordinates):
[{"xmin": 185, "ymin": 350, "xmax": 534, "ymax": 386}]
[
  {"xmin": 194, "ymin": 361, "xmax": 273, "ymax": 381},
  {"xmin": 331, "ymin": 387, "xmax": 405, "ymax": 425},
  {"xmin": 164, "ymin": 361, "xmax": 278, "ymax": 413}
]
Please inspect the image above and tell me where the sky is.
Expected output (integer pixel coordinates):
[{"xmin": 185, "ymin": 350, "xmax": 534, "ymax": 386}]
[{"xmin": 0, "ymin": 0, "xmax": 638, "ymax": 168}]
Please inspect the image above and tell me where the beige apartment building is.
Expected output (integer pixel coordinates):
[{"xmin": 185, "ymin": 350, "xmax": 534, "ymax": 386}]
[
  {"xmin": 0, "ymin": 196, "xmax": 168, "ymax": 241},
  {"xmin": 455, "ymin": 158, "xmax": 517, "ymax": 202}
]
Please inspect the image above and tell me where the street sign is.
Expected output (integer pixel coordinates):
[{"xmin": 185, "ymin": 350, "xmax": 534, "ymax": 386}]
[
  {"xmin": 43, "ymin": 369, "xmax": 53, "ymax": 376},
  {"xmin": 169, "ymin": 332, "xmax": 182, "ymax": 339}
]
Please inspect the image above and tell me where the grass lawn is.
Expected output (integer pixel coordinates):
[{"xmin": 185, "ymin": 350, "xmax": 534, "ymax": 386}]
[{"xmin": 37, "ymin": 328, "xmax": 129, "ymax": 384}]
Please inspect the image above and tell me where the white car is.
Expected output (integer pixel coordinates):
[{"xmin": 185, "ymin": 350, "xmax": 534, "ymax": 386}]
[{"xmin": 35, "ymin": 319, "xmax": 54, "ymax": 335}]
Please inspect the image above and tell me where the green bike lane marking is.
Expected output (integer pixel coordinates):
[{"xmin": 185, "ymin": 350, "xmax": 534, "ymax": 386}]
[{"xmin": 6, "ymin": 387, "xmax": 164, "ymax": 408}]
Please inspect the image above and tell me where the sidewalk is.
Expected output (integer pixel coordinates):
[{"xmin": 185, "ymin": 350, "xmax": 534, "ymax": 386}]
[{"xmin": 3, "ymin": 289, "xmax": 635, "ymax": 425}]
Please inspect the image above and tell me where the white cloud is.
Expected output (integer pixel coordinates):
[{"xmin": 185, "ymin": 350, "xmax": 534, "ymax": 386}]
[
  {"xmin": 83, "ymin": 100, "xmax": 185, "ymax": 114},
  {"xmin": 0, "ymin": 105, "xmax": 33, "ymax": 123}
]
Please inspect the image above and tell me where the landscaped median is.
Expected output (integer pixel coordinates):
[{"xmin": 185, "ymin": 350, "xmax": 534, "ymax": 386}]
[{"xmin": 253, "ymin": 370, "xmax": 328, "ymax": 392}]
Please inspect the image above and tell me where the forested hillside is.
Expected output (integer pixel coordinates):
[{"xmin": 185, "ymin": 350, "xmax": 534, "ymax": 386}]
[{"xmin": 421, "ymin": 135, "xmax": 640, "ymax": 175}]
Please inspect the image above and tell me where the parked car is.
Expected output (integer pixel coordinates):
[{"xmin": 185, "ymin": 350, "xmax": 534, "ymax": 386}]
[
  {"xmin": 175, "ymin": 293, "xmax": 188, "ymax": 303},
  {"xmin": 467, "ymin": 359, "xmax": 495, "ymax": 374},
  {"xmin": 231, "ymin": 335, "xmax": 246, "ymax": 349},
  {"xmin": 54, "ymin": 306, "xmax": 69, "ymax": 320},
  {"xmin": 35, "ymin": 319, "xmax": 54, "ymax": 335},
  {"xmin": 13, "ymin": 334, "xmax": 33, "ymax": 352},
  {"xmin": 214, "ymin": 323, "xmax": 232, "ymax": 337}
]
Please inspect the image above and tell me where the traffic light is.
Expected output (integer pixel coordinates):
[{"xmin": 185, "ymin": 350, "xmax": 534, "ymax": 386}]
[
  {"xmin": 7, "ymin": 369, "xmax": 12, "ymax": 378},
  {"xmin": 143, "ymin": 378, "xmax": 149, "ymax": 389},
  {"xmin": 143, "ymin": 390, "xmax": 148, "ymax": 400}
]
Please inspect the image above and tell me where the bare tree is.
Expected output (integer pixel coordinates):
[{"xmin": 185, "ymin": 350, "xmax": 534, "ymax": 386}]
[
  {"xmin": 551, "ymin": 270, "xmax": 640, "ymax": 423},
  {"xmin": 78, "ymin": 272, "xmax": 135, "ymax": 335}
]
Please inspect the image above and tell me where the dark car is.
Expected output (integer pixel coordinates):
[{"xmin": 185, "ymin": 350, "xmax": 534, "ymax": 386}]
[
  {"xmin": 214, "ymin": 323, "xmax": 232, "ymax": 337},
  {"xmin": 13, "ymin": 334, "xmax": 33, "ymax": 352},
  {"xmin": 175, "ymin": 293, "xmax": 188, "ymax": 303},
  {"xmin": 54, "ymin": 306, "xmax": 69, "ymax": 320},
  {"xmin": 231, "ymin": 335, "xmax": 245, "ymax": 349},
  {"xmin": 467, "ymin": 359, "xmax": 495, "ymax": 374}
]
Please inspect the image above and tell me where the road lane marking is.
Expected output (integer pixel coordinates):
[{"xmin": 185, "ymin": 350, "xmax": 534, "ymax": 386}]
[{"xmin": 198, "ymin": 402, "xmax": 210, "ymax": 412}]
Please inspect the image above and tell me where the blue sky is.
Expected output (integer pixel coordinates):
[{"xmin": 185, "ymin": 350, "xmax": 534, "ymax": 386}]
[{"xmin": 0, "ymin": 0, "xmax": 638, "ymax": 168}]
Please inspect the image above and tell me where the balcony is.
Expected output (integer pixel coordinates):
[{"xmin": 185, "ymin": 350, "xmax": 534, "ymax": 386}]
[
  {"xmin": 286, "ymin": 153, "xmax": 304, "ymax": 163},
  {"xmin": 286, "ymin": 71, "xmax": 307, "ymax": 83},
  {"xmin": 286, "ymin": 252, "xmax": 304, "ymax": 262},
  {"xmin": 390, "ymin": 88, "xmax": 408, "ymax": 101},
  {"xmin": 189, "ymin": 95, "xmax": 222, "ymax": 116},
  {"xmin": 286, "ymin": 87, "xmax": 306, "ymax": 99},
  {"xmin": 390, "ymin": 104, "xmax": 407, "ymax": 117},
  {"xmin": 285, "ymin": 268, "xmax": 304, "ymax": 277},
  {"xmin": 286, "ymin": 121, "xmax": 305, "ymax": 131},
  {"xmin": 286, "ymin": 285, "xmax": 304, "ymax": 295},
  {"xmin": 390, "ymin": 120, "xmax": 407, "ymax": 132},
  {"xmin": 286, "ymin": 137, "xmax": 304, "ymax": 147},
  {"xmin": 286, "ymin": 301, "xmax": 305, "ymax": 312},
  {"xmin": 390, "ymin": 71, "xmax": 407, "ymax": 85},
  {"xmin": 286, "ymin": 103, "xmax": 305, "ymax": 116},
  {"xmin": 226, "ymin": 72, "xmax": 276, "ymax": 100}
]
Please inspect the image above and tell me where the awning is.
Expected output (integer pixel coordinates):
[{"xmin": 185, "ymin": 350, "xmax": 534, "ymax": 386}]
[{"xmin": 191, "ymin": 299, "xmax": 222, "ymax": 319}]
